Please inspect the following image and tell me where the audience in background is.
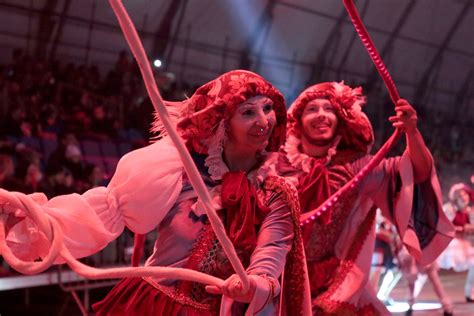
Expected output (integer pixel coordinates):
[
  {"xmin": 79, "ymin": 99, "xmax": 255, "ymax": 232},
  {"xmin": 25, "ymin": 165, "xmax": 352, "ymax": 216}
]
[
  {"xmin": 0, "ymin": 48, "xmax": 195, "ymax": 197},
  {"xmin": 0, "ymin": 48, "xmax": 471, "ymax": 200}
]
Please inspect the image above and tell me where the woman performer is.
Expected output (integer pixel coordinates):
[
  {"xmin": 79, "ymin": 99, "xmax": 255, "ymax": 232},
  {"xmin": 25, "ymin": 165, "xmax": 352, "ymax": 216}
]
[
  {"xmin": 2, "ymin": 70, "xmax": 310, "ymax": 315},
  {"xmin": 438, "ymin": 183, "xmax": 474, "ymax": 302}
]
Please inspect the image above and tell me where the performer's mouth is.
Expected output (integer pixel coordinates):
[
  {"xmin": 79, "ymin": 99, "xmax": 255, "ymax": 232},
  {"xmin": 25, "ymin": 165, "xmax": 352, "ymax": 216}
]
[{"xmin": 250, "ymin": 128, "xmax": 271, "ymax": 137}]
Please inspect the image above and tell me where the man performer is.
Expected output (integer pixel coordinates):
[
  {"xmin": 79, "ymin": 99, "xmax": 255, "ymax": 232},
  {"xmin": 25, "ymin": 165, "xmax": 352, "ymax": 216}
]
[{"xmin": 277, "ymin": 81, "xmax": 454, "ymax": 315}]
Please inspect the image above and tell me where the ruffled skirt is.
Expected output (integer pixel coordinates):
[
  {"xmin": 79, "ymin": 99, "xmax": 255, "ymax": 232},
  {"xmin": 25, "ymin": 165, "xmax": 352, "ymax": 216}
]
[
  {"xmin": 92, "ymin": 277, "xmax": 215, "ymax": 316},
  {"xmin": 438, "ymin": 238, "xmax": 474, "ymax": 271}
]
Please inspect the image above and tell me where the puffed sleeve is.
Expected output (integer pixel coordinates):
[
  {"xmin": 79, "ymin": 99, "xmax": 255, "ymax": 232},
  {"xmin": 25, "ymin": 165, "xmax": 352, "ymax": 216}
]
[{"xmin": 6, "ymin": 137, "xmax": 184, "ymax": 261}]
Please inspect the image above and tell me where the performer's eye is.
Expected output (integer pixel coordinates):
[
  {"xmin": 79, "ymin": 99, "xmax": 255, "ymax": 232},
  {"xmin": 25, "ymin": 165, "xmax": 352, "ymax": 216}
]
[
  {"xmin": 263, "ymin": 104, "xmax": 273, "ymax": 113},
  {"xmin": 324, "ymin": 105, "xmax": 335, "ymax": 112},
  {"xmin": 242, "ymin": 109, "xmax": 254, "ymax": 116}
]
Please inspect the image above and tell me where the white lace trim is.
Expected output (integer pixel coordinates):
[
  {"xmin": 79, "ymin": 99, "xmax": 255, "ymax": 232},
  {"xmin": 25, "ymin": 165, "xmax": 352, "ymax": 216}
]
[
  {"xmin": 283, "ymin": 133, "xmax": 340, "ymax": 173},
  {"xmin": 203, "ymin": 121, "xmax": 278, "ymax": 184},
  {"xmin": 203, "ymin": 120, "xmax": 229, "ymax": 181}
]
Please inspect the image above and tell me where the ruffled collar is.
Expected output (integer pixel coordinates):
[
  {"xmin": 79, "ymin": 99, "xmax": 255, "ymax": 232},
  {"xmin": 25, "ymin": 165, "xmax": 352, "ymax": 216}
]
[
  {"xmin": 203, "ymin": 121, "xmax": 278, "ymax": 185},
  {"xmin": 188, "ymin": 123, "xmax": 278, "ymax": 217},
  {"xmin": 283, "ymin": 133, "xmax": 340, "ymax": 173}
]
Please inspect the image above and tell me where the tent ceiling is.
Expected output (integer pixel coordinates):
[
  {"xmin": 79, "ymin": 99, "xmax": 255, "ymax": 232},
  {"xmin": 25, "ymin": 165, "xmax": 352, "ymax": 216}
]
[{"xmin": 0, "ymin": 0, "xmax": 472, "ymax": 110}]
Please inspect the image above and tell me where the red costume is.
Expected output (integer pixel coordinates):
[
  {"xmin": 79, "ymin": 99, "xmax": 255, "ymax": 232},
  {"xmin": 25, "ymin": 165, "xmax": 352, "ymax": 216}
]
[
  {"xmin": 277, "ymin": 82, "xmax": 454, "ymax": 315},
  {"xmin": 5, "ymin": 70, "xmax": 311, "ymax": 315}
]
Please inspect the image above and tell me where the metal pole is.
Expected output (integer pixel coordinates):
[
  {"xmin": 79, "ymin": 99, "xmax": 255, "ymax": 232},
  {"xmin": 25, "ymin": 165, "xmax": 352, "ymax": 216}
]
[
  {"xmin": 221, "ymin": 36, "xmax": 229, "ymax": 73},
  {"xmin": 179, "ymin": 24, "xmax": 191, "ymax": 85},
  {"xmin": 84, "ymin": 0, "xmax": 96, "ymax": 65},
  {"xmin": 26, "ymin": 0, "xmax": 33, "ymax": 53}
]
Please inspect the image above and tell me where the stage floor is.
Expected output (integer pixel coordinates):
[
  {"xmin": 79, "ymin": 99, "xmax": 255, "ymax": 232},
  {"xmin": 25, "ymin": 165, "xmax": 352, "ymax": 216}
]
[
  {"xmin": 390, "ymin": 269, "xmax": 474, "ymax": 315},
  {"xmin": 1, "ymin": 268, "xmax": 473, "ymax": 315}
]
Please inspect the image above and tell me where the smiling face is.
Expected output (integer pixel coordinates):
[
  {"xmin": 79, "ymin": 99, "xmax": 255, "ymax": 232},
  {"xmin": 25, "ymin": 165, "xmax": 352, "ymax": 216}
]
[
  {"xmin": 300, "ymin": 98, "xmax": 339, "ymax": 146},
  {"xmin": 455, "ymin": 189, "xmax": 471, "ymax": 209},
  {"xmin": 226, "ymin": 95, "xmax": 276, "ymax": 154}
]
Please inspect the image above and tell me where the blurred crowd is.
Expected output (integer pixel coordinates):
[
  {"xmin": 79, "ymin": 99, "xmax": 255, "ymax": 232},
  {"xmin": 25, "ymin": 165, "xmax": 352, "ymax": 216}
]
[
  {"xmin": 417, "ymin": 104, "xmax": 473, "ymax": 195},
  {"xmin": 0, "ymin": 48, "xmax": 471, "ymax": 200},
  {"xmin": 0, "ymin": 48, "xmax": 194, "ymax": 198}
]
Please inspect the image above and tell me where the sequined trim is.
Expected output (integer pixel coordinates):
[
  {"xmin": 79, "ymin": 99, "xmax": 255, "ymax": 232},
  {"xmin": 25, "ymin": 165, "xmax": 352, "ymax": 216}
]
[
  {"xmin": 178, "ymin": 223, "xmax": 222, "ymax": 308},
  {"xmin": 143, "ymin": 277, "xmax": 212, "ymax": 311},
  {"xmin": 314, "ymin": 206, "xmax": 378, "ymax": 315},
  {"xmin": 304, "ymin": 164, "xmax": 356, "ymax": 261}
]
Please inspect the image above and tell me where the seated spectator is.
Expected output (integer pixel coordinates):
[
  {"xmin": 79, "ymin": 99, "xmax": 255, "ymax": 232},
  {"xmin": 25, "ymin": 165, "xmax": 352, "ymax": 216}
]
[
  {"xmin": 21, "ymin": 162, "xmax": 43, "ymax": 194},
  {"xmin": 38, "ymin": 164, "xmax": 74, "ymax": 198},
  {"xmin": 0, "ymin": 154, "xmax": 23, "ymax": 191},
  {"xmin": 79, "ymin": 164, "xmax": 108, "ymax": 193},
  {"xmin": 39, "ymin": 104, "xmax": 63, "ymax": 136},
  {"xmin": 89, "ymin": 105, "xmax": 116, "ymax": 139},
  {"xmin": 62, "ymin": 144, "xmax": 88, "ymax": 183},
  {"xmin": 2, "ymin": 107, "xmax": 27, "ymax": 137},
  {"xmin": 47, "ymin": 132, "xmax": 80, "ymax": 170}
]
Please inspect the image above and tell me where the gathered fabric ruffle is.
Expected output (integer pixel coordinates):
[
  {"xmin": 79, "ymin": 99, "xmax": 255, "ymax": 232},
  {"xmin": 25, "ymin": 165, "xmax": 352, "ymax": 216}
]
[{"xmin": 93, "ymin": 277, "xmax": 216, "ymax": 316}]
